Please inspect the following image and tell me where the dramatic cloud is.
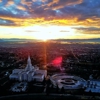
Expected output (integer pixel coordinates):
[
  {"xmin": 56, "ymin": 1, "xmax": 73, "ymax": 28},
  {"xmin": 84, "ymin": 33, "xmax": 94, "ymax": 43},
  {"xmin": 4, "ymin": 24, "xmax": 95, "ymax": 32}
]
[
  {"xmin": 0, "ymin": 0, "xmax": 100, "ymax": 38},
  {"xmin": 60, "ymin": 30, "xmax": 70, "ymax": 32},
  {"xmin": 74, "ymin": 27, "xmax": 100, "ymax": 34},
  {"xmin": 25, "ymin": 30, "xmax": 39, "ymax": 33},
  {"xmin": 45, "ymin": 0, "xmax": 83, "ymax": 10},
  {"xmin": 0, "ymin": 18, "xmax": 15, "ymax": 26}
]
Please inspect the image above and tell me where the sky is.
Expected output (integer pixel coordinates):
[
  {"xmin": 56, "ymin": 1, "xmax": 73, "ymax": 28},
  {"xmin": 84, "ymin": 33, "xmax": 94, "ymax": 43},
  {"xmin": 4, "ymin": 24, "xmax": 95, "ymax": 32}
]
[{"xmin": 0, "ymin": 0, "xmax": 100, "ymax": 40}]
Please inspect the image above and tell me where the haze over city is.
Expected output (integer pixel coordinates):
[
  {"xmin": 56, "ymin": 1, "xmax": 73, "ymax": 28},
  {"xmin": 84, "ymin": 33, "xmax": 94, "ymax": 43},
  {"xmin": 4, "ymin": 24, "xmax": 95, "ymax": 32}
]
[
  {"xmin": 1, "ymin": 0, "xmax": 100, "ymax": 100},
  {"xmin": 0, "ymin": 0, "xmax": 100, "ymax": 40}
]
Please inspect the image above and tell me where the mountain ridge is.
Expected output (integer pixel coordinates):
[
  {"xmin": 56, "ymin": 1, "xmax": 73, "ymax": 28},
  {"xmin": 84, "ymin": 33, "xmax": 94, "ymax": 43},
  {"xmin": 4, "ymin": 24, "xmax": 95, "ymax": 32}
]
[{"xmin": 0, "ymin": 38, "xmax": 100, "ymax": 42}]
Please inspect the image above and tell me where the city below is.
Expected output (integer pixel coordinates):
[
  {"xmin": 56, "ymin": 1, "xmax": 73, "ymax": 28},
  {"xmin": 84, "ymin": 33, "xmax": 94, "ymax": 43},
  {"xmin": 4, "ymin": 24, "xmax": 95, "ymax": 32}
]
[{"xmin": 0, "ymin": 40, "xmax": 100, "ymax": 100}]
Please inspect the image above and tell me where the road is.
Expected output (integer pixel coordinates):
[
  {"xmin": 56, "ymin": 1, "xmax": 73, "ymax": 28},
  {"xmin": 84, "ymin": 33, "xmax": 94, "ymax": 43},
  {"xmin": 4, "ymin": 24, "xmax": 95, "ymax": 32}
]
[{"xmin": 0, "ymin": 93, "xmax": 98, "ymax": 100}]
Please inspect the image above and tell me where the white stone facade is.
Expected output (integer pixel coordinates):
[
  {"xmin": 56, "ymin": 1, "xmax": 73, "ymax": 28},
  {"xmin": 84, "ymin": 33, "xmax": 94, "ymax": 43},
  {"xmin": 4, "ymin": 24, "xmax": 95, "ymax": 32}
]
[
  {"xmin": 9, "ymin": 56, "xmax": 47, "ymax": 82},
  {"xmin": 50, "ymin": 73, "xmax": 86, "ymax": 89}
]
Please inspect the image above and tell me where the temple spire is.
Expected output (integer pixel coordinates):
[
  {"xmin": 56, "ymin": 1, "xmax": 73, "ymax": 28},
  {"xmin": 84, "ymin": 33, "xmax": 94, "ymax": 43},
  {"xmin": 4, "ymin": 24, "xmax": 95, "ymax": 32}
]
[
  {"xmin": 27, "ymin": 56, "xmax": 31, "ymax": 64},
  {"xmin": 25, "ymin": 56, "xmax": 34, "ymax": 71}
]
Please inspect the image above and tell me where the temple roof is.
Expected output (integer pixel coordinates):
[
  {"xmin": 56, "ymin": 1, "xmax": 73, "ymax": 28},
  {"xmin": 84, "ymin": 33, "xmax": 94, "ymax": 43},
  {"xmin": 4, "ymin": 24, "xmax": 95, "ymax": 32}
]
[{"xmin": 25, "ymin": 56, "xmax": 34, "ymax": 71}]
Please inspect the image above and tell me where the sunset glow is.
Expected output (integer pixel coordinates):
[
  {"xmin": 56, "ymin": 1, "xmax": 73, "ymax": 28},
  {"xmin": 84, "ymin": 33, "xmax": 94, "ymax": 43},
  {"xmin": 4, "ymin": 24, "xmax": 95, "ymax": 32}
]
[
  {"xmin": 31, "ymin": 25, "xmax": 76, "ymax": 40},
  {"xmin": 0, "ymin": 0, "xmax": 100, "ymax": 39}
]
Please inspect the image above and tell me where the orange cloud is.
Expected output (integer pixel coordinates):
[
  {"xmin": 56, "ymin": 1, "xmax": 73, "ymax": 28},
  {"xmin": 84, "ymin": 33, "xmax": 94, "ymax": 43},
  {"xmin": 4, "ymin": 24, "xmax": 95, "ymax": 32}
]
[
  {"xmin": 17, "ymin": 5, "xmax": 27, "ymax": 11},
  {"xmin": 46, "ymin": 0, "xmax": 83, "ymax": 10},
  {"xmin": 41, "ymin": 0, "xmax": 48, "ymax": 2},
  {"xmin": 47, "ymin": 0, "xmax": 59, "ymax": 6},
  {"xmin": 5, "ymin": 0, "xmax": 14, "ymax": 7},
  {"xmin": 21, "ymin": 0, "xmax": 32, "ymax": 7},
  {"xmin": 1, "ymin": 15, "xmax": 100, "ymax": 28}
]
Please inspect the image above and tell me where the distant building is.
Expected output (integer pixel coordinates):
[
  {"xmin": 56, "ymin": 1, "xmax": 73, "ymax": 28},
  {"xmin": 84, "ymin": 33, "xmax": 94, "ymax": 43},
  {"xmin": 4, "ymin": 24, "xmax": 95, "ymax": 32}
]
[
  {"xmin": 85, "ymin": 79, "xmax": 100, "ymax": 93},
  {"xmin": 10, "ymin": 82, "xmax": 28, "ymax": 92},
  {"xmin": 50, "ymin": 73, "xmax": 86, "ymax": 90},
  {"xmin": 9, "ymin": 56, "xmax": 47, "ymax": 82}
]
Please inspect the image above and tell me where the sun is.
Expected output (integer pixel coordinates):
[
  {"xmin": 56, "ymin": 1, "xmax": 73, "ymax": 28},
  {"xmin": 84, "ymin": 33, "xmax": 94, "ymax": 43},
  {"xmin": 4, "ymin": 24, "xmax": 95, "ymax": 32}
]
[
  {"xmin": 42, "ymin": 38, "xmax": 47, "ymax": 41},
  {"xmin": 26, "ymin": 25, "xmax": 76, "ymax": 40},
  {"xmin": 33, "ymin": 32, "xmax": 54, "ymax": 41},
  {"xmin": 32, "ymin": 26, "xmax": 58, "ymax": 41}
]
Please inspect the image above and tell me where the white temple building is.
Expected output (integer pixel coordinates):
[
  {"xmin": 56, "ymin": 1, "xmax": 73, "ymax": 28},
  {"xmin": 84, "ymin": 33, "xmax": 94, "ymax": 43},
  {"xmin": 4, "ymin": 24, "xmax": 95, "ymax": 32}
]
[{"xmin": 9, "ymin": 56, "xmax": 47, "ymax": 82}]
